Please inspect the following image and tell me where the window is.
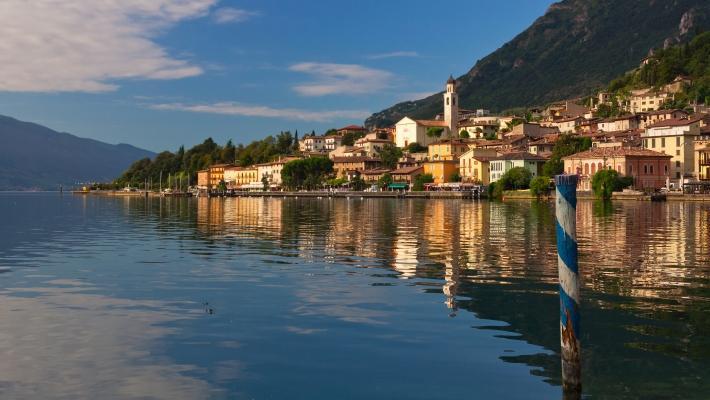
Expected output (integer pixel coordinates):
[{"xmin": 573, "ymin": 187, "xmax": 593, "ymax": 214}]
[
  {"xmin": 629, "ymin": 165, "xmax": 633, "ymax": 174},
  {"xmin": 650, "ymin": 165, "xmax": 654, "ymax": 174},
  {"xmin": 584, "ymin": 163, "xmax": 589, "ymax": 175},
  {"xmin": 446, "ymin": 98, "xmax": 449, "ymax": 105},
  {"xmin": 664, "ymin": 165, "xmax": 668, "ymax": 174},
  {"xmin": 676, "ymin": 150, "xmax": 680, "ymax": 156},
  {"xmin": 676, "ymin": 172, "xmax": 681, "ymax": 179},
  {"xmin": 652, "ymin": 138, "xmax": 656, "ymax": 148},
  {"xmin": 644, "ymin": 165, "xmax": 648, "ymax": 174},
  {"xmin": 676, "ymin": 137, "xmax": 681, "ymax": 146},
  {"xmin": 661, "ymin": 138, "xmax": 665, "ymax": 147},
  {"xmin": 598, "ymin": 162, "xmax": 603, "ymax": 171},
  {"xmin": 591, "ymin": 163, "xmax": 596, "ymax": 174},
  {"xmin": 676, "ymin": 161, "xmax": 681, "ymax": 168}
]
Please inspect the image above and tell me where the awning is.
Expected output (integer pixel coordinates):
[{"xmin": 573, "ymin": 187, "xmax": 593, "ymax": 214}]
[{"xmin": 388, "ymin": 183, "xmax": 408, "ymax": 189}]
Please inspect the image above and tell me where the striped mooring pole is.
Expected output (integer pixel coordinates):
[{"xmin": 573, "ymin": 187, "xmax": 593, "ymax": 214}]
[{"xmin": 554, "ymin": 174, "xmax": 581, "ymax": 396}]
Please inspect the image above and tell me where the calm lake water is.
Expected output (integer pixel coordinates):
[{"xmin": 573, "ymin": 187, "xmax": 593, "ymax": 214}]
[{"xmin": 0, "ymin": 193, "xmax": 708, "ymax": 399}]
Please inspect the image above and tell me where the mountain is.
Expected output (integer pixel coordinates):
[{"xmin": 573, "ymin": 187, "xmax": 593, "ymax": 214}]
[
  {"xmin": 0, "ymin": 115, "xmax": 155, "ymax": 190},
  {"xmin": 366, "ymin": 0, "xmax": 710, "ymax": 128}
]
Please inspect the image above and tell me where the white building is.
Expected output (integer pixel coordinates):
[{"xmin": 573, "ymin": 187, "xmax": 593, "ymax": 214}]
[
  {"xmin": 642, "ymin": 117, "xmax": 703, "ymax": 186},
  {"xmin": 395, "ymin": 76, "xmax": 458, "ymax": 148}
]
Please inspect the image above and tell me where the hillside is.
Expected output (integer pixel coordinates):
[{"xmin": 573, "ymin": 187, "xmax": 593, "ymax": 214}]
[
  {"xmin": 0, "ymin": 115, "xmax": 155, "ymax": 190},
  {"xmin": 366, "ymin": 0, "xmax": 710, "ymax": 127}
]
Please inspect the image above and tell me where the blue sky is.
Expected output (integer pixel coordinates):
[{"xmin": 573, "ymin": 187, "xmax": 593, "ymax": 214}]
[{"xmin": 0, "ymin": 0, "xmax": 553, "ymax": 152}]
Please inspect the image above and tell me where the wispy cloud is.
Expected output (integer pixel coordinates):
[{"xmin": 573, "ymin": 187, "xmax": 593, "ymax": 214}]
[
  {"xmin": 366, "ymin": 51, "xmax": 419, "ymax": 60},
  {"xmin": 212, "ymin": 7, "xmax": 259, "ymax": 24},
  {"xmin": 0, "ymin": 0, "xmax": 216, "ymax": 93},
  {"xmin": 149, "ymin": 102, "xmax": 370, "ymax": 122},
  {"xmin": 289, "ymin": 62, "xmax": 392, "ymax": 96}
]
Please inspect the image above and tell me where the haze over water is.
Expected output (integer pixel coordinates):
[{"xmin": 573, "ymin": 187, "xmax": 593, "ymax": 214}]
[{"xmin": 1, "ymin": 193, "xmax": 708, "ymax": 399}]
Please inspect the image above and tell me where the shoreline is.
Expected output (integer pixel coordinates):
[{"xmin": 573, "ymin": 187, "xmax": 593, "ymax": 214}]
[{"xmin": 68, "ymin": 190, "xmax": 710, "ymax": 201}]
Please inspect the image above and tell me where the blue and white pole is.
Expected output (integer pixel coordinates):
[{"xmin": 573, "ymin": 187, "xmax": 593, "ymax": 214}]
[{"xmin": 555, "ymin": 174, "xmax": 581, "ymax": 395}]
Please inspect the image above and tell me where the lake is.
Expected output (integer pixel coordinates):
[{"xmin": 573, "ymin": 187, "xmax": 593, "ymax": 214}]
[{"xmin": 0, "ymin": 193, "xmax": 708, "ymax": 399}]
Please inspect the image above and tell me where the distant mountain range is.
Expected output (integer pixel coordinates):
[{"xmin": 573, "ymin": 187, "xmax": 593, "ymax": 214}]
[
  {"xmin": 366, "ymin": 0, "xmax": 710, "ymax": 128},
  {"xmin": 0, "ymin": 115, "xmax": 155, "ymax": 190}
]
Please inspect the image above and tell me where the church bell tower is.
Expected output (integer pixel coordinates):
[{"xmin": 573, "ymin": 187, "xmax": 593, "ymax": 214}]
[{"xmin": 443, "ymin": 75, "xmax": 458, "ymax": 136}]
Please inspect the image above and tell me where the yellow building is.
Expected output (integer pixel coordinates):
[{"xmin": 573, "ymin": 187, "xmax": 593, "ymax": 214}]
[
  {"xmin": 459, "ymin": 148, "xmax": 497, "ymax": 184},
  {"xmin": 642, "ymin": 117, "xmax": 702, "ymax": 187},
  {"xmin": 427, "ymin": 139, "xmax": 473, "ymax": 161},
  {"xmin": 696, "ymin": 139, "xmax": 710, "ymax": 180},
  {"xmin": 208, "ymin": 163, "xmax": 232, "ymax": 188},
  {"xmin": 224, "ymin": 166, "xmax": 258, "ymax": 188},
  {"xmin": 424, "ymin": 160, "xmax": 459, "ymax": 184}
]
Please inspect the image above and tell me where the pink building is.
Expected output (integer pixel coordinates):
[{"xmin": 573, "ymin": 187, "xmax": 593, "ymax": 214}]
[{"xmin": 563, "ymin": 147, "xmax": 672, "ymax": 191}]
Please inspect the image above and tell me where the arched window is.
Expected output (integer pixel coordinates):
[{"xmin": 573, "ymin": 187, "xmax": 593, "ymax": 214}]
[
  {"xmin": 617, "ymin": 165, "xmax": 621, "ymax": 173},
  {"xmin": 591, "ymin": 163, "xmax": 596, "ymax": 174},
  {"xmin": 584, "ymin": 163, "xmax": 589, "ymax": 175},
  {"xmin": 598, "ymin": 162, "xmax": 603, "ymax": 171}
]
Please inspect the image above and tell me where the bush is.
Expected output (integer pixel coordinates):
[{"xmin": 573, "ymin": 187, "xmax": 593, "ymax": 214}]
[
  {"xmin": 377, "ymin": 173, "xmax": 393, "ymax": 189},
  {"xmin": 499, "ymin": 167, "xmax": 532, "ymax": 190},
  {"xmin": 449, "ymin": 171, "xmax": 462, "ymax": 182},
  {"xmin": 282, "ymin": 157, "xmax": 333, "ymax": 190},
  {"xmin": 412, "ymin": 173, "xmax": 434, "ymax": 191},
  {"xmin": 530, "ymin": 176, "xmax": 551, "ymax": 198},
  {"xmin": 591, "ymin": 169, "xmax": 632, "ymax": 199}
]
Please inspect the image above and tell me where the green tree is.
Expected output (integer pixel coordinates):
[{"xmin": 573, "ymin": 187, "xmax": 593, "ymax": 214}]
[
  {"xmin": 530, "ymin": 176, "xmax": 551, "ymax": 198},
  {"xmin": 459, "ymin": 129, "xmax": 470, "ymax": 139},
  {"xmin": 377, "ymin": 173, "xmax": 393, "ymax": 190},
  {"xmin": 379, "ymin": 144, "xmax": 403, "ymax": 169},
  {"xmin": 543, "ymin": 134, "xmax": 592, "ymax": 176},
  {"xmin": 324, "ymin": 128, "xmax": 339, "ymax": 136},
  {"xmin": 449, "ymin": 171, "xmax": 462, "ymax": 182},
  {"xmin": 341, "ymin": 131, "xmax": 365, "ymax": 146},
  {"xmin": 426, "ymin": 127, "xmax": 444, "ymax": 138},
  {"xmin": 217, "ymin": 180, "xmax": 227, "ymax": 193},
  {"xmin": 591, "ymin": 169, "xmax": 632, "ymax": 199},
  {"xmin": 350, "ymin": 176, "xmax": 366, "ymax": 191},
  {"xmin": 261, "ymin": 175, "xmax": 269, "ymax": 191},
  {"xmin": 412, "ymin": 173, "xmax": 434, "ymax": 191},
  {"xmin": 281, "ymin": 157, "xmax": 334, "ymax": 190},
  {"xmin": 406, "ymin": 142, "xmax": 427, "ymax": 153}
]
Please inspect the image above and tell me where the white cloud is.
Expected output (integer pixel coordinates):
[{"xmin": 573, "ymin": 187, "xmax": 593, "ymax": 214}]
[
  {"xmin": 289, "ymin": 62, "xmax": 392, "ymax": 96},
  {"xmin": 150, "ymin": 102, "xmax": 370, "ymax": 122},
  {"xmin": 212, "ymin": 7, "xmax": 259, "ymax": 24},
  {"xmin": 366, "ymin": 51, "xmax": 419, "ymax": 60},
  {"xmin": 0, "ymin": 0, "xmax": 216, "ymax": 93}
]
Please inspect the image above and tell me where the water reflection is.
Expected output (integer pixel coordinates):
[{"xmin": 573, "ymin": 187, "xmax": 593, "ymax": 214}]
[{"xmin": 0, "ymin": 194, "xmax": 708, "ymax": 399}]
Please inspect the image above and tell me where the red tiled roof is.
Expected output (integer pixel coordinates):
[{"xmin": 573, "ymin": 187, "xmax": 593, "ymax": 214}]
[
  {"xmin": 361, "ymin": 168, "xmax": 392, "ymax": 175},
  {"xmin": 563, "ymin": 147, "xmax": 672, "ymax": 159},
  {"xmin": 332, "ymin": 156, "xmax": 381, "ymax": 163},
  {"xmin": 493, "ymin": 151, "xmax": 547, "ymax": 161},
  {"xmin": 645, "ymin": 117, "xmax": 703, "ymax": 128},
  {"xmin": 338, "ymin": 125, "xmax": 366, "ymax": 131},
  {"xmin": 415, "ymin": 119, "xmax": 448, "ymax": 127},
  {"xmin": 391, "ymin": 166, "xmax": 423, "ymax": 175}
]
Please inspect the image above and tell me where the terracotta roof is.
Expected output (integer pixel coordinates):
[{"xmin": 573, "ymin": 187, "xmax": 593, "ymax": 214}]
[
  {"xmin": 332, "ymin": 156, "xmax": 381, "ymax": 163},
  {"xmin": 646, "ymin": 117, "xmax": 703, "ymax": 128},
  {"xmin": 563, "ymin": 147, "xmax": 672, "ymax": 159},
  {"xmin": 361, "ymin": 168, "xmax": 392, "ymax": 175},
  {"xmin": 338, "ymin": 125, "xmax": 366, "ymax": 131},
  {"xmin": 414, "ymin": 119, "xmax": 448, "ymax": 127},
  {"xmin": 429, "ymin": 138, "xmax": 474, "ymax": 145},
  {"xmin": 493, "ymin": 151, "xmax": 547, "ymax": 161},
  {"xmin": 391, "ymin": 166, "xmax": 423, "ymax": 175},
  {"xmin": 644, "ymin": 109, "xmax": 688, "ymax": 116}
]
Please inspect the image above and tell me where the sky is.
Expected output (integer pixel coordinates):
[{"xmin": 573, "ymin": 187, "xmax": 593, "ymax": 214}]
[{"xmin": 0, "ymin": 0, "xmax": 553, "ymax": 152}]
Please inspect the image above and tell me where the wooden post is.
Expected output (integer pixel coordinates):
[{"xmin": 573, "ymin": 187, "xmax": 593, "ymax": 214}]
[{"xmin": 554, "ymin": 174, "xmax": 581, "ymax": 397}]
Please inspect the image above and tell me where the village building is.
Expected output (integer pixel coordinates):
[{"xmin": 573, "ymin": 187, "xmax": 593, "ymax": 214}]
[
  {"xmin": 506, "ymin": 122, "xmax": 558, "ymax": 138},
  {"xmin": 563, "ymin": 147, "xmax": 672, "ymax": 191},
  {"xmin": 361, "ymin": 168, "xmax": 392, "ymax": 184},
  {"xmin": 324, "ymin": 135, "xmax": 343, "ymax": 151},
  {"xmin": 224, "ymin": 166, "xmax": 258, "ymax": 189},
  {"xmin": 299, "ymin": 134, "xmax": 327, "ymax": 153},
  {"xmin": 696, "ymin": 139, "xmax": 710, "ymax": 181},
  {"xmin": 424, "ymin": 160, "xmax": 459, "ymax": 184},
  {"xmin": 390, "ymin": 166, "xmax": 424, "ymax": 185},
  {"xmin": 579, "ymin": 118, "xmax": 601, "ymax": 134},
  {"xmin": 627, "ymin": 88, "xmax": 672, "ymax": 113},
  {"xmin": 643, "ymin": 109, "xmax": 689, "ymax": 126},
  {"xmin": 427, "ymin": 138, "xmax": 473, "ymax": 161},
  {"xmin": 459, "ymin": 148, "xmax": 498, "ymax": 184},
  {"xmin": 642, "ymin": 117, "xmax": 703, "ymax": 186},
  {"xmin": 354, "ymin": 137, "xmax": 394, "ymax": 157},
  {"xmin": 528, "ymin": 135, "xmax": 559, "ymax": 157},
  {"xmin": 542, "ymin": 116, "xmax": 584, "ymax": 133},
  {"xmin": 197, "ymin": 169, "xmax": 210, "ymax": 189},
  {"xmin": 207, "ymin": 163, "xmax": 232, "ymax": 188},
  {"xmin": 255, "ymin": 157, "xmax": 301, "ymax": 186},
  {"xmin": 332, "ymin": 156, "xmax": 382, "ymax": 178},
  {"xmin": 395, "ymin": 77, "xmax": 458, "ymax": 148},
  {"xmin": 591, "ymin": 130, "xmax": 642, "ymax": 148},
  {"xmin": 336, "ymin": 125, "xmax": 367, "ymax": 136},
  {"xmin": 598, "ymin": 115, "xmax": 641, "ymax": 132},
  {"xmin": 544, "ymin": 100, "xmax": 590, "ymax": 119},
  {"xmin": 489, "ymin": 152, "xmax": 547, "ymax": 183}
]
